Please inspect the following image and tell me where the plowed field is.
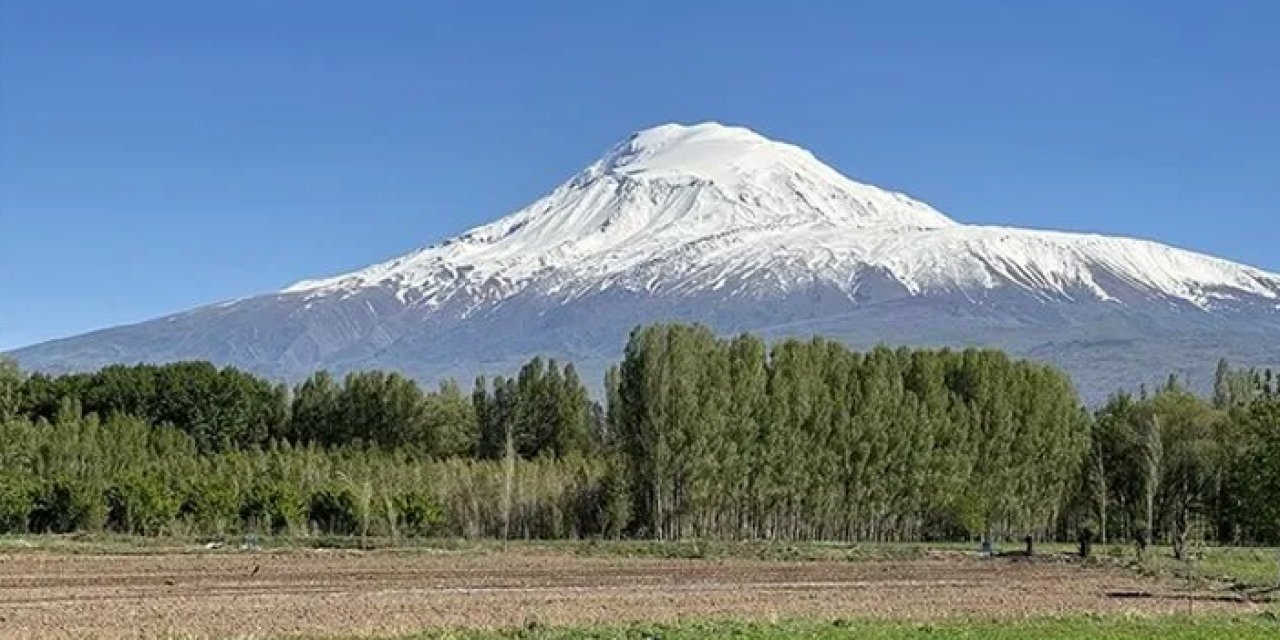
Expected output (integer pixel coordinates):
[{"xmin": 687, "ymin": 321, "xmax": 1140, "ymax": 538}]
[{"xmin": 0, "ymin": 549, "xmax": 1261, "ymax": 638}]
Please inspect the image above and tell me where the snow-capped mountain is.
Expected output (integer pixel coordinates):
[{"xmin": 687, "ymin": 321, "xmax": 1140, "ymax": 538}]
[{"xmin": 12, "ymin": 123, "xmax": 1280, "ymax": 401}]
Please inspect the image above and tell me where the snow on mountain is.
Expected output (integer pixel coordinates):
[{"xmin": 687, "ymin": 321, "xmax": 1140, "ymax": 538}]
[
  {"xmin": 284, "ymin": 122, "xmax": 1280, "ymax": 313},
  {"xmin": 11, "ymin": 122, "xmax": 1280, "ymax": 401}
]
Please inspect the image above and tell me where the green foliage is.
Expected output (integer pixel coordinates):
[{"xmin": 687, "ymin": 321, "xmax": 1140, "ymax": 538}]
[
  {"xmin": 178, "ymin": 472, "xmax": 240, "ymax": 533},
  {"xmin": 0, "ymin": 357, "xmax": 22, "ymax": 421},
  {"xmin": 0, "ymin": 411, "xmax": 604, "ymax": 539},
  {"xmin": 423, "ymin": 380, "xmax": 479, "ymax": 457},
  {"xmin": 0, "ymin": 473, "xmax": 34, "ymax": 532},
  {"xmin": 106, "ymin": 473, "xmax": 179, "ymax": 535},
  {"xmin": 1227, "ymin": 394, "xmax": 1280, "ymax": 543},
  {"xmin": 288, "ymin": 371, "xmax": 342, "ymax": 445},
  {"xmin": 338, "ymin": 370, "xmax": 430, "ymax": 448},
  {"xmin": 474, "ymin": 375, "xmax": 512, "ymax": 459},
  {"xmin": 18, "ymin": 362, "xmax": 287, "ymax": 451},
  {"xmin": 393, "ymin": 489, "xmax": 444, "ymax": 537},
  {"xmin": 2, "ymin": 329, "xmax": 1273, "ymax": 546},
  {"xmin": 1080, "ymin": 363, "xmax": 1280, "ymax": 549},
  {"xmin": 290, "ymin": 371, "xmax": 480, "ymax": 456},
  {"xmin": 239, "ymin": 480, "xmax": 306, "ymax": 534},
  {"xmin": 13, "ymin": 362, "xmax": 485, "ymax": 457},
  {"xmin": 473, "ymin": 360, "xmax": 595, "ymax": 460},
  {"xmin": 308, "ymin": 486, "xmax": 360, "ymax": 535},
  {"xmin": 29, "ymin": 476, "xmax": 108, "ymax": 533},
  {"xmin": 598, "ymin": 456, "xmax": 632, "ymax": 539},
  {"xmin": 615, "ymin": 324, "xmax": 1088, "ymax": 541}
]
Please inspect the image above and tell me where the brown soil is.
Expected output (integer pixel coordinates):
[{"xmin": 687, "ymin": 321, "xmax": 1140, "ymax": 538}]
[{"xmin": 0, "ymin": 549, "xmax": 1260, "ymax": 639}]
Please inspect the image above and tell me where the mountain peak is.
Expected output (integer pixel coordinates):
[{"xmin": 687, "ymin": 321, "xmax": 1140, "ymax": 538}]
[
  {"xmin": 593, "ymin": 122, "xmax": 818, "ymax": 186},
  {"xmin": 284, "ymin": 122, "xmax": 964, "ymax": 295}
]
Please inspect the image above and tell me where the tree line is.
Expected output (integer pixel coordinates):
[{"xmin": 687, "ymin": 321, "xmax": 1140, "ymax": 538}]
[
  {"xmin": 1076, "ymin": 362, "xmax": 1280, "ymax": 555},
  {"xmin": 0, "ymin": 326, "xmax": 1275, "ymax": 545},
  {"xmin": 8, "ymin": 358, "xmax": 599, "ymax": 458},
  {"xmin": 0, "ymin": 406, "xmax": 614, "ymax": 538},
  {"xmin": 613, "ymin": 324, "xmax": 1088, "ymax": 541}
]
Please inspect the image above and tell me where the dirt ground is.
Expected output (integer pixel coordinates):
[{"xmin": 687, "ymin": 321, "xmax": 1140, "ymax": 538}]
[{"xmin": 0, "ymin": 548, "xmax": 1263, "ymax": 639}]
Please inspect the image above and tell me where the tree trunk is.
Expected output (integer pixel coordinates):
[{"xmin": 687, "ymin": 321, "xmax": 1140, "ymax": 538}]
[
  {"xmin": 501, "ymin": 427, "xmax": 515, "ymax": 544},
  {"xmin": 1093, "ymin": 443, "xmax": 1108, "ymax": 545},
  {"xmin": 1172, "ymin": 481, "xmax": 1191, "ymax": 561},
  {"xmin": 1142, "ymin": 414, "xmax": 1162, "ymax": 554}
]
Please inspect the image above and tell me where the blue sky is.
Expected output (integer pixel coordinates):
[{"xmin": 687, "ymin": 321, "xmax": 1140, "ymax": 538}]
[{"xmin": 2, "ymin": 1, "xmax": 1277, "ymax": 350}]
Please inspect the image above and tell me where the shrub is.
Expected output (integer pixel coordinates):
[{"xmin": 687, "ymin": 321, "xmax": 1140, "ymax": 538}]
[
  {"xmin": 0, "ymin": 474, "xmax": 34, "ymax": 533},
  {"xmin": 106, "ymin": 474, "xmax": 179, "ymax": 535},
  {"xmin": 28, "ymin": 477, "xmax": 107, "ymax": 533},
  {"xmin": 308, "ymin": 487, "xmax": 359, "ymax": 535},
  {"xmin": 179, "ymin": 476, "xmax": 240, "ymax": 534},
  {"xmin": 239, "ymin": 481, "xmax": 305, "ymax": 534},
  {"xmin": 394, "ymin": 489, "xmax": 443, "ymax": 537}
]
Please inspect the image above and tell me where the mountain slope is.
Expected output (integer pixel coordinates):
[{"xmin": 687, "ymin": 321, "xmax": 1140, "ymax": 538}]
[{"xmin": 13, "ymin": 122, "xmax": 1280, "ymax": 401}]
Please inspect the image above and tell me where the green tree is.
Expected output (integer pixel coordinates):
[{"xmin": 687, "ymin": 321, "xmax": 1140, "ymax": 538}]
[
  {"xmin": 1223, "ymin": 393, "xmax": 1280, "ymax": 544},
  {"xmin": 290, "ymin": 371, "xmax": 342, "ymax": 444},
  {"xmin": 553, "ymin": 364, "xmax": 592, "ymax": 456},
  {"xmin": 423, "ymin": 379, "xmax": 478, "ymax": 457},
  {"xmin": 339, "ymin": 370, "xmax": 429, "ymax": 449},
  {"xmin": 0, "ymin": 357, "xmax": 23, "ymax": 421}
]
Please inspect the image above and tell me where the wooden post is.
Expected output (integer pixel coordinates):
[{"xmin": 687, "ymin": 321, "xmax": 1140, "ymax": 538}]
[{"xmin": 1078, "ymin": 527, "xmax": 1093, "ymax": 559}]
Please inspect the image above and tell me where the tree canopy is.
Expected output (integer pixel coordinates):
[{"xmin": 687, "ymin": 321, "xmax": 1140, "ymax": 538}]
[{"xmin": 0, "ymin": 329, "xmax": 1274, "ymax": 545}]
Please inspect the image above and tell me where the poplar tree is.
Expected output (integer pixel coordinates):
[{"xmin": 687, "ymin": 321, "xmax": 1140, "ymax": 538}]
[{"xmin": 0, "ymin": 358, "xmax": 21, "ymax": 422}]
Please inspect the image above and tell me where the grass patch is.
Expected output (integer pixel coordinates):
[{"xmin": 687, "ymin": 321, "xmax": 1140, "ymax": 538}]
[
  {"xmin": 1082, "ymin": 543, "xmax": 1280, "ymax": 590},
  {"xmin": 1162, "ymin": 547, "xmax": 1280, "ymax": 590}
]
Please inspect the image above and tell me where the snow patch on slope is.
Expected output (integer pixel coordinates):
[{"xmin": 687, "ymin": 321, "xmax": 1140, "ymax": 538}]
[{"xmin": 284, "ymin": 122, "xmax": 1280, "ymax": 313}]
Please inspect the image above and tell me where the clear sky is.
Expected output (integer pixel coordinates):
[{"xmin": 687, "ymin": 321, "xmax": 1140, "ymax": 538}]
[{"xmin": 2, "ymin": 1, "xmax": 1277, "ymax": 350}]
